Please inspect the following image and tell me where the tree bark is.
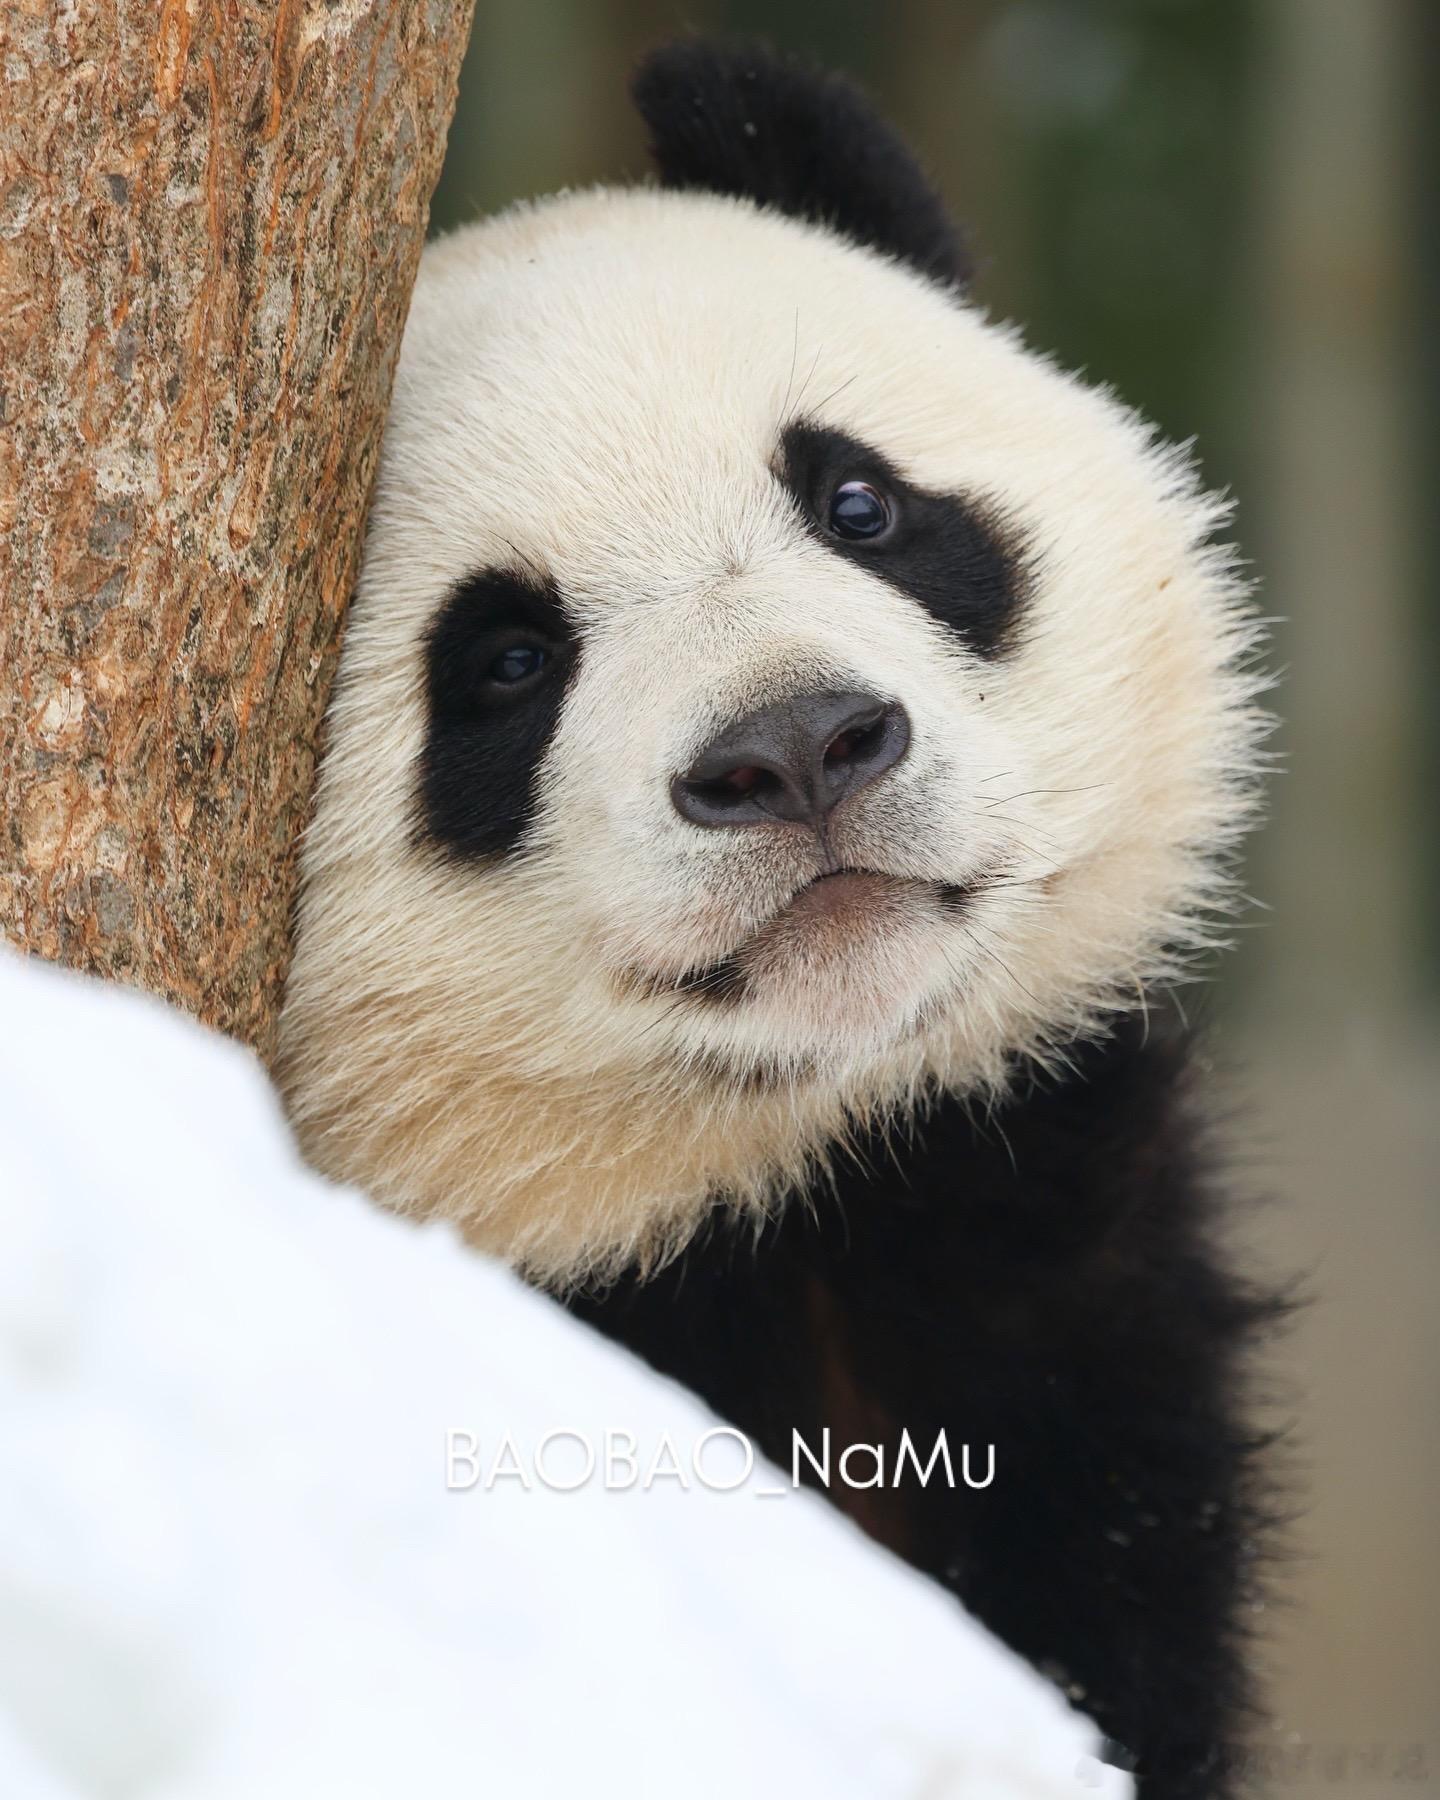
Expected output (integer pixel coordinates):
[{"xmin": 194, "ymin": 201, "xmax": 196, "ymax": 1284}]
[{"xmin": 0, "ymin": 0, "xmax": 474, "ymax": 1056}]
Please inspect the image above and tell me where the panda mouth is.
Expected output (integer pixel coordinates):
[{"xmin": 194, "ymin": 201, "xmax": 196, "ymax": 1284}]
[
  {"xmin": 778, "ymin": 866, "xmax": 895, "ymax": 919},
  {"xmin": 666, "ymin": 867, "xmax": 986, "ymax": 1005}
]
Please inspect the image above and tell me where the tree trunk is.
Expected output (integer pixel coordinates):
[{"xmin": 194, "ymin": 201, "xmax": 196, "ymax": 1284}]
[{"xmin": 0, "ymin": 0, "xmax": 475, "ymax": 1057}]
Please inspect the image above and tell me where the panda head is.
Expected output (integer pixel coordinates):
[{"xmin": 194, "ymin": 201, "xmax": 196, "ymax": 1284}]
[{"xmin": 279, "ymin": 41, "xmax": 1266, "ymax": 1285}]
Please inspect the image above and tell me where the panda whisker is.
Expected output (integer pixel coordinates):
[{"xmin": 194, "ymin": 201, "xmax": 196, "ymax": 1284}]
[
  {"xmin": 805, "ymin": 370, "xmax": 861, "ymax": 419},
  {"xmin": 784, "ymin": 342, "xmax": 825, "ymax": 427},
  {"xmin": 981, "ymin": 784, "xmax": 1109, "ymax": 804},
  {"xmin": 778, "ymin": 306, "xmax": 801, "ymax": 423},
  {"xmin": 969, "ymin": 806, "xmax": 1058, "ymax": 839},
  {"xmin": 979, "ymin": 870, "xmax": 1063, "ymax": 893},
  {"xmin": 957, "ymin": 918, "xmax": 1044, "ymax": 1008},
  {"xmin": 965, "ymin": 815, "xmax": 1058, "ymax": 863}
]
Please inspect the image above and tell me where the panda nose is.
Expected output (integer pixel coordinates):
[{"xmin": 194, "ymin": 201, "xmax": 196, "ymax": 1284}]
[{"xmin": 671, "ymin": 691, "xmax": 910, "ymax": 830}]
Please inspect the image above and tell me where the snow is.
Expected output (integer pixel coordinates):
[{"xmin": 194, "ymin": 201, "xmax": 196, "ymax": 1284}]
[{"xmin": 0, "ymin": 951, "xmax": 1130, "ymax": 1799}]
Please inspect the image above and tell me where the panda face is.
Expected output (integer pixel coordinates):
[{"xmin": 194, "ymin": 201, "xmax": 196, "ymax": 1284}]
[
  {"xmin": 278, "ymin": 55, "xmax": 1263, "ymax": 1284},
  {"xmin": 403, "ymin": 243, "xmax": 1043, "ymax": 1076}
]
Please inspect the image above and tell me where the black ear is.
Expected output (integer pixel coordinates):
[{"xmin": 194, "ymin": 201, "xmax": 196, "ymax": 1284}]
[{"xmin": 632, "ymin": 39, "xmax": 970, "ymax": 290}]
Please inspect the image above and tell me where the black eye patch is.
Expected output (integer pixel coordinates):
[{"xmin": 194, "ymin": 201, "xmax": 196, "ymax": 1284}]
[
  {"xmin": 419, "ymin": 568, "xmax": 579, "ymax": 859},
  {"xmin": 778, "ymin": 420, "xmax": 1028, "ymax": 658}
]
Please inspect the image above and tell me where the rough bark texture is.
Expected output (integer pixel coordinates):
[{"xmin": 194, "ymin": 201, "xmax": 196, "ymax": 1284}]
[{"xmin": 0, "ymin": 0, "xmax": 474, "ymax": 1056}]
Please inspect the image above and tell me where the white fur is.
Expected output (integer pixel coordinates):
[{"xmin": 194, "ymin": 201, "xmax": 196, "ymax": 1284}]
[{"xmin": 278, "ymin": 186, "xmax": 1266, "ymax": 1287}]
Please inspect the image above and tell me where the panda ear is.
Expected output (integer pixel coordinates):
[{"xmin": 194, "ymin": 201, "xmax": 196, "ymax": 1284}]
[{"xmin": 632, "ymin": 38, "xmax": 971, "ymax": 290}]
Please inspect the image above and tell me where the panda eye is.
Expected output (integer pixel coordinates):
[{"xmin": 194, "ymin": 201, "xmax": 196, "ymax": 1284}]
[
  {"xmin": 486, "ymin": 642, "xmax": 550, "ymax": 686},
  {"xmin": 827, "ymin": 480, "xmax": 894, "ymax": 542}
]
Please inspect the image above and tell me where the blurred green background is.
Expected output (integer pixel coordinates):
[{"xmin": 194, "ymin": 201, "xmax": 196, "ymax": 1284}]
[{"xmin": 431, "ymin": 3, "xmax": 1438, "ymax": 1790}]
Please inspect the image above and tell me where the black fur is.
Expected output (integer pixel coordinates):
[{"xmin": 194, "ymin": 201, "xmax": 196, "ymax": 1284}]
[
  {"xmin": 569, "ymin": 1017, "xmax": 1278, "ymax": 1800},
  {"xmin": 420, "ymin": 569, "xmax": 578, "ymax": 858},
  {"xmin": 633, "ymin": 39, "xmax": 970, "ymax": 289},
  {"xmin": 779, "ymin": 418, "xmax": 1030, "ymax": 658}
]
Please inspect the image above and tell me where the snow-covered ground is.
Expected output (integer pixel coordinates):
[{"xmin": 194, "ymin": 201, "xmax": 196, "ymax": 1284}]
[{"xmin": 0, "ymin": 952, "xmax": 1128, "ymax": 1799}]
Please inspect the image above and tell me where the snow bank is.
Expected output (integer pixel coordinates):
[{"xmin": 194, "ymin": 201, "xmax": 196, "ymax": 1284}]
[{"xmin": 0, "ymin": 952, "xmax": 1128, "ymax": 1799}]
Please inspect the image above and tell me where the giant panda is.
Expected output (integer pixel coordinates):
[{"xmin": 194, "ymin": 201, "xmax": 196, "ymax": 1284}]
[{"xmin": 278, "ymin": 39, "xmax": 1277, "ymax": 1799}]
